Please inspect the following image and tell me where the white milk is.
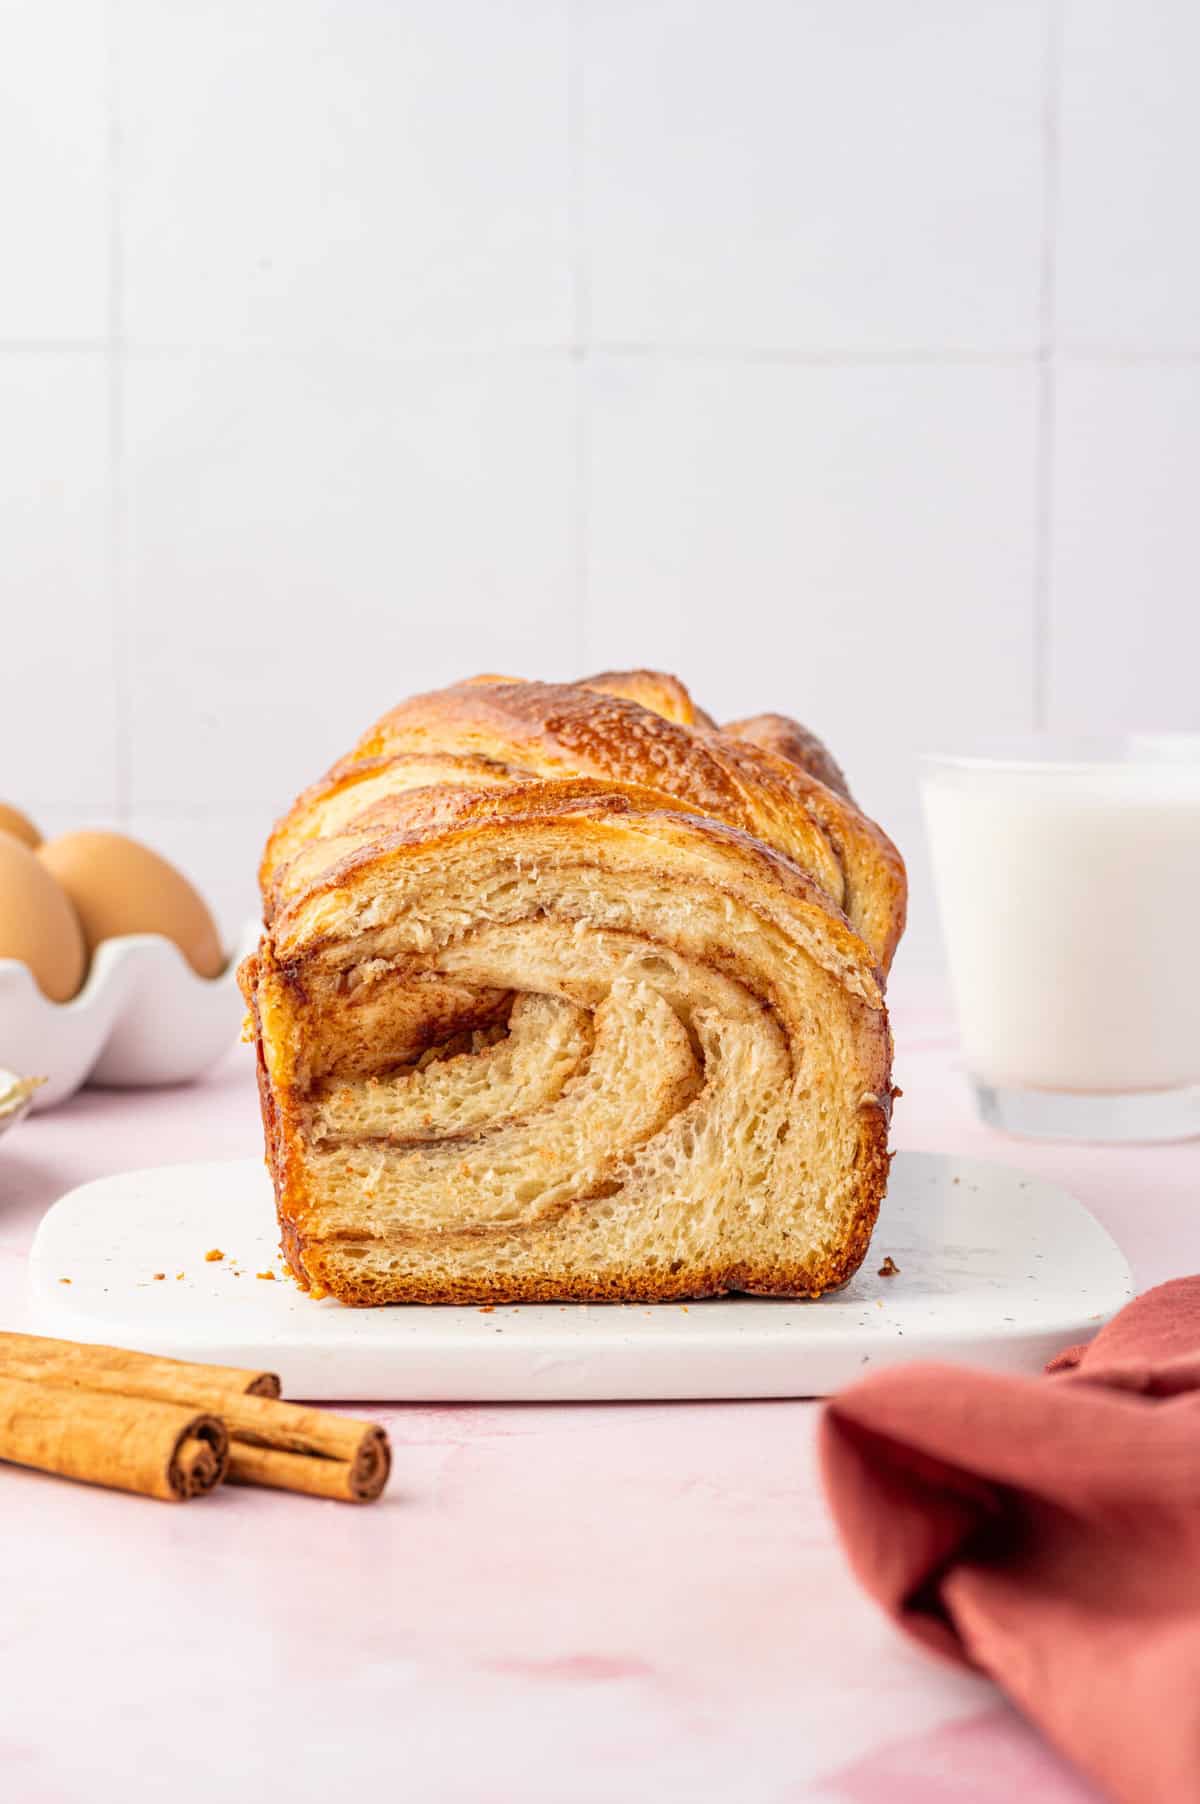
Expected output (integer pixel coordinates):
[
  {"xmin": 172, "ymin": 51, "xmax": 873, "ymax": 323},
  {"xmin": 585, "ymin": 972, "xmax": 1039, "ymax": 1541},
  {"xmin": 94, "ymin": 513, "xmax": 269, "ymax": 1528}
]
[{"xmin": 922, "ymin": 752, "xmax": 1200, "ymax": 1094}]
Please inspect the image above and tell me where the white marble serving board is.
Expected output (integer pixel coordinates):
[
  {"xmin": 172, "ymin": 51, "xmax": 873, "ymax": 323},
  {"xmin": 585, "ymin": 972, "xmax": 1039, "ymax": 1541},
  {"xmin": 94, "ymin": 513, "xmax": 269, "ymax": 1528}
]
[{"xmin": 26, "ymin": 1151, "xmax": 1133, "ymax": 1400}]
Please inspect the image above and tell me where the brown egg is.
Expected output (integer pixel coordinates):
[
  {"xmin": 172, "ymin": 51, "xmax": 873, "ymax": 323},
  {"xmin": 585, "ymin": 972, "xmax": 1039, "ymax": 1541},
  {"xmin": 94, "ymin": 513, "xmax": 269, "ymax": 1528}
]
[
  {"xmin": 38, "ymin": 831, "xmax": 225, "ymax": 979},
  {"xmin": 0, "ymin": 803, "xmax": 42, "ymax": 850},
  {"xmin": 0, "ymin": 833, "xmax": 87, "ymax": 1001}
]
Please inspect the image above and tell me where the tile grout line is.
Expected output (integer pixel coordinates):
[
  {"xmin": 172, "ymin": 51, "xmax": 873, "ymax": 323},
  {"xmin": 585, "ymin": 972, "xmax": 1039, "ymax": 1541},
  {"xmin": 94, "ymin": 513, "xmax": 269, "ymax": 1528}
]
[
  {"xmin": 105, "ymin": 0, "xmax": 132, "ymax": 823},
  {"xmin": 0, "ymin": 340, "xmax": 110, "ymax": 354},
  {"xmin": 1032, "ymin": 0, "xmax": 1064, "ymax": 732},
  {"xmin": 584, "ymin": 343, "xmax": 1040, "ymax": 367},
  {"xmin": 5, "ymin": 339, "xmax": 1198, "ymax": 366},
  {"xmin": 570, "ymin": 354, "xmax": 591, "ymax": 677},
  {"xmin": 566, "ymin": 0, "xmax": 590, "ymax": 672}
]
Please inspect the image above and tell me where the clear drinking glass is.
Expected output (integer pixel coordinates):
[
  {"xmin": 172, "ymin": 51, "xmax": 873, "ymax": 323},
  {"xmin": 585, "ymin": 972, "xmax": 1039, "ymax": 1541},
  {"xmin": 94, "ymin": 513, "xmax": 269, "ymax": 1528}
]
[{"xmin": 920, "ymin": 735, "xmax": 1200, "ymax": 1143}]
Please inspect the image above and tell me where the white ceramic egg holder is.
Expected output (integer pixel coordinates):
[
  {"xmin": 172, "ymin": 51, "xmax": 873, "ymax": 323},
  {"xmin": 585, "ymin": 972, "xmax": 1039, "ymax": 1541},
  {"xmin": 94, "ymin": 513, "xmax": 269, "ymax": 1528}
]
[{"xmin": 0, "ymin": 921, "xmax": 260, "ymax": 1109}]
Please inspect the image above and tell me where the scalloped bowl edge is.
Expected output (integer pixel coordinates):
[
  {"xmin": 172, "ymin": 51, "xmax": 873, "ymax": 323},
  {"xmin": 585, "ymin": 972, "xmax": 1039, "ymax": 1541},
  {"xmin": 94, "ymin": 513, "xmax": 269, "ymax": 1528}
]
[{"xmin": 0, "ymin": 919, "xmax": 262, "ymax": 1109}]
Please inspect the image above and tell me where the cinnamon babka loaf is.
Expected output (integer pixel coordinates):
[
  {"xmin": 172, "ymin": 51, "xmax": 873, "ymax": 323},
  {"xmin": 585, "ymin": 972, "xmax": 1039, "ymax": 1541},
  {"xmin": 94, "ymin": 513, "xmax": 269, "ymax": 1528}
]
[{"xmin": 241, "ymin": 671, "xmax": 906, "ymax": 1305}]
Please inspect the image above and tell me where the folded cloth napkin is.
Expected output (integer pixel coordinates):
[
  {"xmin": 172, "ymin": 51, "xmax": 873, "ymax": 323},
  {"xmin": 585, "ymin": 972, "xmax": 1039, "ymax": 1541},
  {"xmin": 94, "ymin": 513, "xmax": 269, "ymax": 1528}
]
[{"xmin": 819, "ymin": 1277, "xmax": 1200, "ymax": 1804}]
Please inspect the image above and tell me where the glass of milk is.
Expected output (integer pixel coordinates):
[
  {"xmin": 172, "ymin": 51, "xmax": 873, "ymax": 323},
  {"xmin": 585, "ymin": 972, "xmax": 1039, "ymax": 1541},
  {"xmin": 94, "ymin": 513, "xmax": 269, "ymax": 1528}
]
[{"xmin": 921, "ymin": 736, "xmax": 1200, "ymax": 1142}]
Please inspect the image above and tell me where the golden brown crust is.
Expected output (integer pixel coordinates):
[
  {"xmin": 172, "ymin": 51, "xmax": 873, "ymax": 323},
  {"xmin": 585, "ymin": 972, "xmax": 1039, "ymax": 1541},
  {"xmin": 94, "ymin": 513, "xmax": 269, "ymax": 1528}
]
[
  {"xmin": 295, "ymin": 1211, "xmax": 889, "ymax": 1307},
  {"xmin": 261, "ymin": 673, "xmax": 904, "ymax": 970},
  {"xmin": 578, "ymin": 668, "xmax": 716, "ymax": 730},
  {"xmin": 722, "ymin": 710, "xmax": 852, "ymax": 798},
  {"xmin": 268, "ymin": 779, "xmax": 880, "ymax": 966},
  {"xmin": 246, "ymin": 670, "xmax": 905, "ymax": 1307}
]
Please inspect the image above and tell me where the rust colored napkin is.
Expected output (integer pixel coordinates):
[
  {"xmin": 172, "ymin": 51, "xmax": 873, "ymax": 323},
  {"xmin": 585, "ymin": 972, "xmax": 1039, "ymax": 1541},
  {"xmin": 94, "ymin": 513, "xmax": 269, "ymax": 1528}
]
[{"xmin": 819, "ymin": 1277, "xmax": 1200, "ymax": 1804}]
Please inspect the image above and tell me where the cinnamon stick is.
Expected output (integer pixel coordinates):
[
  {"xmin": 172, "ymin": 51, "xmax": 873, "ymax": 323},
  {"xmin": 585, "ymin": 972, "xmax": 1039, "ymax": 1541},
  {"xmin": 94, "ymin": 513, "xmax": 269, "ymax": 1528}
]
[
  {"xmin": 216, "ymin": 1393, "xmax": 391, "ymax": 1502},
  {"xmin": 0, "ymin": 1332, "xmax": 279, "ymax": 1401},
  {"xmin": 0, "ymin": 1374, "xmax": 227, "ymax": 1501},
  {"xmin": 228, "ymin": 1438, "xmax": 389, "ymax": 1504},
  {"xmin": 0, "ymin": 1332, "xmax": 390, "ymax": 1504}
]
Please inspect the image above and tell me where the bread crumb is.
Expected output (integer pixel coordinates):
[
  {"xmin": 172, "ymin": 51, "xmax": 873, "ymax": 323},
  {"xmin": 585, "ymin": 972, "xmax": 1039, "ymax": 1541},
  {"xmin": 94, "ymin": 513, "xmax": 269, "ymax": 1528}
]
[
  {"xmin": 175, "ymin": 1271, "xmax": 185, "ymax": 1280},
  {"xmin": 878, "ymin": 1256, "xmax": 900, "ymax": 1278},
  {"xmin": 479, "ymin": 1304, "xmax": 495, "ymax": 1314},
  {"xmin": 204, "ymin": 1248, "xmax": 224, "ymax": 1262},
  {"xmin": 256, "ymin": 1270, "xmax": 275, "ymax": 1280},
  {"xmin": 59, "ymin": 1277, "xmax": 71, "ymax": 1285},
  {"xmin": 152, "ymin": 1272, "xmax": 165, "ymax": 1281}
]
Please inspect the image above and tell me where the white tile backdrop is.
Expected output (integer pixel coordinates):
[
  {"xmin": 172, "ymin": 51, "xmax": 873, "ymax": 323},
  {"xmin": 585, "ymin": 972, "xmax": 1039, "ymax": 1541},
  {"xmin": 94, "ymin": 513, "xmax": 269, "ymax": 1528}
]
[{"xmin": 2, "ymin": 0, "xmax": 1198, "ymax": 979}]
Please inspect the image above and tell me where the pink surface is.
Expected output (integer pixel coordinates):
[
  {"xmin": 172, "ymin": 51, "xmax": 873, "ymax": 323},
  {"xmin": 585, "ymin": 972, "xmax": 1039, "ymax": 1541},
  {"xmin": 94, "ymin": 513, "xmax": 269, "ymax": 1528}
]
[{"xmin": 1, "ymin": 984, "xmax": 1195, "ymax": 1803}]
